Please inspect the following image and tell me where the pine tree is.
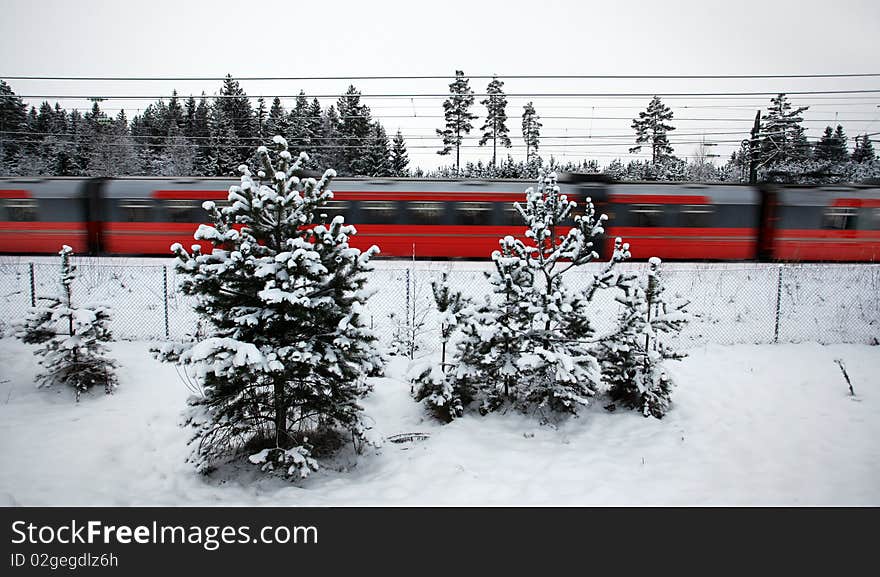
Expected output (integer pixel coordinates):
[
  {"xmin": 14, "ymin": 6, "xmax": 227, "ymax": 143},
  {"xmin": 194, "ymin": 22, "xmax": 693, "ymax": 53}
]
[
  {"xmin": 851, "ymin": 134, "xmax": 877, "ymax": 163},
  {"xmin": 209, "ymin": 74, "xmax": 257, "ymax": 172},
  {"xmin": 319, "ymin": 105, "xmax": 344, "ymax": 170},
  {"xmin": 0, "ymin": 79, "xmax": 28, "ymax": 171},
  {"xmin": 759, "ymin": 94, "xmax": 810, "ymax": 168},
  {"xmin": 814, "ymin": 126, "xmax": 836, "ymax": 162},
  {"xmin": 184, "ymin": 95, "xmax": 197, "ymax": 139},
  {"xmin": 337, "ymin": 86, "xmax": 374, "ymax": 175},
  {"xmin": 599, "ymin": 258, "xmax": 688, "ymax": 418},
  {"xmin": 390, "ymin": 130, "xmax": 409, "ymax": 176},
  {"xmin": 436, "ymin": 70, "xmax": 477, "ymax": 174},
  {"xmin": 307, "ymin": 98, "xmax": 323, "ymax": 152},
  {"xmin": 411, "ymin": 272, "xmax": 470, "ymax": 422},
  {"xmin": 164, "ymin": 90, "xmax": 184, "ymax": 135},
  {"xmin": 521, "ymin": 102, "xmax": 542, "ymax": 162},
  {"xmin": 266, "ymin": 96, "xmax": 288, "ymax": 140},
  {"xmin": 208, "ymin": 102, "xmax": 239, "ymax": 175},
  {"xmin": 193, "ymin": 94, "xmax": 212, "ymax": 175},
  {"xmin": 287, "ymin": 91, "xmax": 312, "ymax": 153},
  {"xmin": 255, "ymin": 97, "xmax": 267, "ymax": 141},
  {"xmin": 154, "ymin": 135, "xmax": 383, "ymax": 478},
  {"xmin": 47, "ymin": 103, "xmax": 75, "ymax": 175},
  {"xmin": 364, "ymin": 124, "xmax": 391, "ymax": 177},
  {"xmin": 439, "ymin": 171, "xmax": 632, "ymax": 420},
  {"xmin": 15, "ymin": 245, "xmax": 118, "ymax": 401},
  {"xmin": 479, "ymin": 76, "xmax": 512, "ymax": 166},
  {"xmin": 831, "ymin": 125, "xmax": 849, "ymax": 163},
  {"xmin": 630, "ymin": 96, "xmax": 676, "ymax": 165}
]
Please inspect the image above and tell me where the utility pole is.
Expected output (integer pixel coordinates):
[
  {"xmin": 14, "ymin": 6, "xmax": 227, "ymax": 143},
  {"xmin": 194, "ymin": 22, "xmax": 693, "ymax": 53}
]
[{"xmin": 748, "ymin": 110, "xmax": 761, "ymax": 185}]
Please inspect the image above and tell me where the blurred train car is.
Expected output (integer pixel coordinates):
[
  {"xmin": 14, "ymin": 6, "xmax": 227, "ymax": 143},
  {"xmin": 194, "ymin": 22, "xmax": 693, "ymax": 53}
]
[{"xmin": 1, "ymin": 176, "xmax": 879, "ymax": 261}]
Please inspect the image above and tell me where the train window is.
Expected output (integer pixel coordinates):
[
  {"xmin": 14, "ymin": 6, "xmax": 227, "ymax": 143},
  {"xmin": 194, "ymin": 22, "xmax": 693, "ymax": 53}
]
[
  {"xmin": 316, "ymin": 200, "xmax": 350, "ymax": 225},
  {"xmin": 456, "ymin": 202, "xmax": 493, "ymax": 226},
  {"xmin": 630, "ymin": 204, "xmax": 663, "ymax": 227},
  {"xmin": 164, "ymin": 200, "xmax": 206, "ymax": 223},
  {"xmin": 119, "ymin": 200, "xmax": 154, "ymax": 222},
  {"xmin": 3, "ymin": 199, "xmax": 38, "ymax": 221},
  {"xmin": 678, "ymin": 204, "xmax": 714, "ymax": 227},
  {"xmin": 406, "ymin": 201, "xmax": 445, "ymax": 225},
  {"xmin": 500, "ymin": 205, "xmax": 525, "ymax": 226},
  {"xmin": 822, "ymin": 207, "xmax": 858, "ymax": 230},
  {"xmin": 359, "ymin": 201, "xmax": 398, "ymax": 224}
]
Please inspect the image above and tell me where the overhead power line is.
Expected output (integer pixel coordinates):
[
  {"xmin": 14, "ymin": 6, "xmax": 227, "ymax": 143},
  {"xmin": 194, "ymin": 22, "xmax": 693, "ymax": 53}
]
[
  {"xmin": 3, "ymin": 73, "xmax": 880, "ymax": 81},
  {"xmin": 3, "ymin": 89, "xmax": 880, "ymax": 100}
]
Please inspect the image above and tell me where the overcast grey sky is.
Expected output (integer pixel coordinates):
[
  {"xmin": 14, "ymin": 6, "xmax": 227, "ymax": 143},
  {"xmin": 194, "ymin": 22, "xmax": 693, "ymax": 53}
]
[{"xmin": 2, "ymin": 0, "xmax": 879, "ymax": 169}]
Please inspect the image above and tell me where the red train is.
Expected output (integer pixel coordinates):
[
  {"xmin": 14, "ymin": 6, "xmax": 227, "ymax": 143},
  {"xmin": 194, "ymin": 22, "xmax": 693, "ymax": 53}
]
[{"xmin": 1, "ymin": 175, "xmax": 879, "ymax": 261}]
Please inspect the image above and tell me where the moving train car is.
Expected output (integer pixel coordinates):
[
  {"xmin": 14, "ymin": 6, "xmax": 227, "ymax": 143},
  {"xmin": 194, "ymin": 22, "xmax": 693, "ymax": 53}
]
[{"xmin": 1, "ymin": 176, "xmax": 879, "ymax": 261}]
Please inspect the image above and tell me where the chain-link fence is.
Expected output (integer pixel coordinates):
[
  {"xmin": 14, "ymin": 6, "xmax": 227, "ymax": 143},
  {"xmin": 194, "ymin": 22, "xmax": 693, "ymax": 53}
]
[{"xmin": 0, "ymin": 258, "xmax": 878, "ymax": 351}]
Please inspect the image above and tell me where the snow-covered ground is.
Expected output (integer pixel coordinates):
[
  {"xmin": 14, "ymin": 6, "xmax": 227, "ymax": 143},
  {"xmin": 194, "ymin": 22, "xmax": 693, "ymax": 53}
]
[{"xmin": 0, "ymin": 338, "xmax": 877, "ymax": 506}]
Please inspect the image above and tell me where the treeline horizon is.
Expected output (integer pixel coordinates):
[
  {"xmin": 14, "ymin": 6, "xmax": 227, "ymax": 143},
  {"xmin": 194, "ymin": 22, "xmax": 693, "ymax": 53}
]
[{"xmin": 0, "ymin": 75, "xmax": 878, "ymax": 184}]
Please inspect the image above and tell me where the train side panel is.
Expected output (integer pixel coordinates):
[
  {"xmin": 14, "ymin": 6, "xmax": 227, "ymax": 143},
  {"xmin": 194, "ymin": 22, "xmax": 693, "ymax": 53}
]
[
  {"xmin": 603, "ymin": 183, "xmax": 760, "ymax": 260},
  {"xmin": 0, "ymin": 179, "xmax": 89, "ymax": 253},
  {"xmin": 771, "ymin": 186, "xmax": 880, "ymax": 261}
]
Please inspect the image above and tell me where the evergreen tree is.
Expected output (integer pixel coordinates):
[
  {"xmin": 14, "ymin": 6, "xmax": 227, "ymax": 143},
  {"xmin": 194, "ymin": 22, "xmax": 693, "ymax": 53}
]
[
  {"xmin": 364, "ymin": 124, "xmax": 391, "ymax": 177},
  {"xmin": 216, "ymin": 74, "xmax": 257, "ymax": 150},
  {"xmin": 255, "ymin": 97, "xmax": 267, "ymax": 140},
  {"xmin": 164, "ymin": 90, "xmax": 184, "ymax": 134},
  {"xmin": 337, "ymin": 85, "xmax": 374, "ymax": 175},
  {"xmin": 266, "ymin": 96, "xmax": 288, "ymax": 139},
  {"xmin": 307, "ymin": 98, "xmax": 323, "ymax": 151},
  {"xmin": 814, "ymin": 126, "xmax": 836, "ymax": 162},
  {"xmin": 155, "ymin": 135, "xmax": 383, "ymax": 478},
  {"xmin": 319, "ymin": 105, "xmax": 344, "ymax": 170},
  {"xmin": 208, "ymin": 101, "xmax": 239, "ymax": 175},
  {"xmin": 48, "ymin": 103, "xmax": 76, "ymax": 175},
  {"xmin": 852, "ymin": 134, "xmax": 877, "ymax": 163},
  {"xmin": 759, "ymin": 93, "xmax": 810, "ymax": 168},
  {"xmin": 436, "ymin": 70, "xmax": 477, "ymax": 174},
  {"xmin": 411, "ymin": 272, "xmax": 470, "ymax": 422},
  {"xmin": 521, "ymin": 101, "xmax": 541, "ymax": 162},
  {"xmin": 184, "ymin": 95, "xmax": 198, "ymax": 138},
  {"xmin": 630, "ymin": 96, "xmax": 675, "ymax": 165},
  {"xmin": 15, "ymin": 245, "xmax": 118, "ymax": 401},
  {"xmin": 438, "ymin": 172, "xmax": 632, "ymax": 420},
  {"xmin": 390, "ymin": 130, "xmax": 409, "ymax": 176},
  {"xmin": 193, "ymin": 94, "xmax": 212, "ymax": 175},
  {"xmin": 0, "ymin": 79, "xmax": 29, "ymax": 170},
  {"xmin": 287, "ymin": 91, "xmax": 312, "ymax": 153},
  {"xmin": 599, "ymin": 258, "xmax": 688, "ymax": 418},
  {"xmin": 479, "ymin": 76, "xmax": 512, "ymax": 166},
  {"xmin": 831, "ymin": 125, "xmax": 849, "ymax": 163}
]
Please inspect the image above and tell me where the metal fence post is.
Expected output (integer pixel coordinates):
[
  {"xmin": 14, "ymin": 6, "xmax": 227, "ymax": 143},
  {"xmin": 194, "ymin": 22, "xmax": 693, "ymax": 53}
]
[
  {"xmin": 163, "ymin": 266, "xmax": 170, "ymax": 338},
  {"xmin": 28, "ymin": 263, "xmax": 36, "ymax": 307},
  {"xmin": 405, "ymin": 268, "xmax": 411, "ymax": 330},
  {"xmin": 773, "ymin": 265, "xmax": 783, "ymax": 344}
]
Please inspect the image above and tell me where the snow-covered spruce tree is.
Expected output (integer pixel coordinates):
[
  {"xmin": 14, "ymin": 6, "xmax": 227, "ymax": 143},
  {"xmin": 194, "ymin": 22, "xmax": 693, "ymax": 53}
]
[
  {"xmin": 599, "ymin": 257, "xmax": 688, "ymax": 419},
  {"xmin": 630, "ymin": 96, "xmax": 675, "ymax": 165},
  {"xmin": 445, "ymin": 171, "xmax": 632, "ymax": 419},
  {"xmin": 410, "ymin": 272, "xmax": 470, "ymax": 421},
  {"xmin": 15, "ymin": 245, "xmax": 118, "ymax": 401},
  {"xmin": 155, "ymin": 136, "xmax": 382, "ymax": 479}
]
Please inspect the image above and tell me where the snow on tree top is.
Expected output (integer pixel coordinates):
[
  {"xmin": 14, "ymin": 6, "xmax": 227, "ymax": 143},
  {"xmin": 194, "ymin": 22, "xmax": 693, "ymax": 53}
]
[
  {"xmin": 60, "ymin": 245, "xmax": 72, "ymax": 255},
  {"xmin": 256, "ymin": 146, "xmax": 269, "ymax": 155},
  {"xmin": 272, "ymin": 135, "xmax": 288, "ymax": 147},
  {"xmin": 649, "ymin": 256, "xmax": 663, "ymax": 266}
]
